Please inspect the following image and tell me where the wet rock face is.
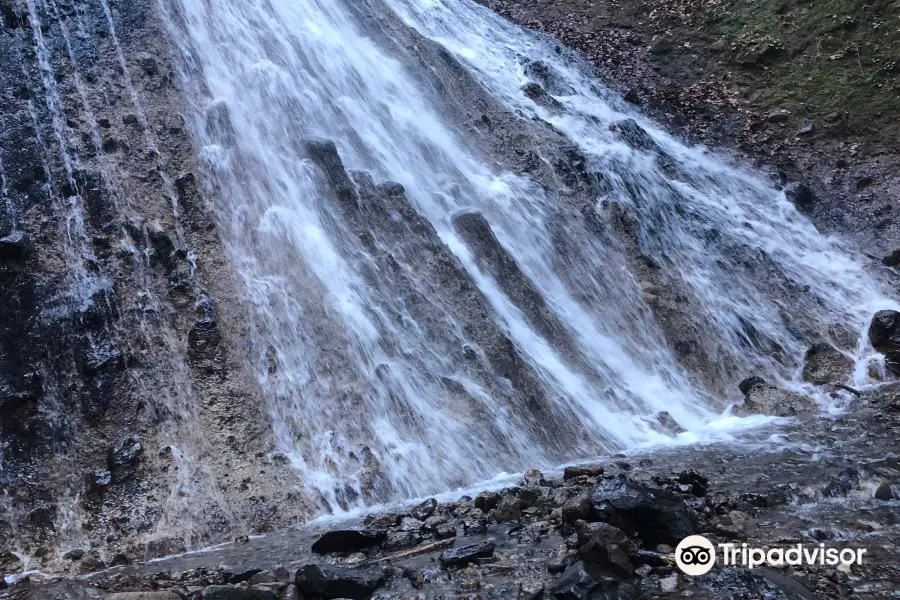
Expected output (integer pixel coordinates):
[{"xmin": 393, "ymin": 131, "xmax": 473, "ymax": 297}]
[
  {"xmin": 801, "ymin": 343, "xmax": 853, "ymax": 384},
  {"xmin": 735, "ymin": 376, "xmax": 816, "ymax": 417},
  {"xmin": 869, "ymin": 310, "xmax": 900, "ymax": 375}
]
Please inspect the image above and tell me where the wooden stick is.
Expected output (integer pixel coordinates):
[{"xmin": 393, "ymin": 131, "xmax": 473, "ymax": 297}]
[{"xmin": 370, "ymin": 538, "xmax": 456, "ymax": 563}]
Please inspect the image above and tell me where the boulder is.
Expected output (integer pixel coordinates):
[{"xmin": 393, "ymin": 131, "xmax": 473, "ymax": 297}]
[
  {"xmin": 735, "ymin": 377, "xmax": 816, "ymax": 417},
  {"xmin": 410, "ymin": 497, "xmax": 437, "ymax": 520},
  {"xmin": 578, "ymin": 542, "xmax": 634, "ymax": 577},
  {"xmin": 310, "ymin": 529, "xmax": 386, "ymax": 554},
  {"xmin": 294, "ymin": 564, "xmax": 385, "ymax": 600},
  {"xmin": 563, "ymin": 464, "xmax": 604, "ymax": 480},
  {"xmin": 547, "ymin": 562, "xmax": 636, "ymax": 600},
  {"xmin": 494, "ymin": 496, "xmax": 523, "ymax": 522},
  {"xmin": 0, "ymin": 551, "xmax": 23, "ymax": 573},
  {"xmin": 439, "ymin": 541, "xmax": 495, "ymax": 568},
  {"xmin": 868, "ymin": 310, "xmax": 900, "ymax": 376},
  {"xmin": 675, "ymin": 470, "xmax": 709, "ymax": 497},
  {"xmin": 523, "ymin": 469, "xmax": 545, "ymax": 485},
  {"xmin": 654, "ymin": 411, "xmax": 686, "ymax": 436},
  {"xmin": 801, "ymin": 343, "xmax": 853, "ymax": 384},
  {"xmin": 383, "ymin": 531, "xmax": 420, "ymax": 551},
  {"xmin": 434, "ymin": 522, "xmax": 457, "ymax": 539},
  {"xmin": 875, "ymin": 480, "xmax": 900, "ymax": 501},
  {"xmin": 561, "ymin": 495, "xmax": 591, "ymax": 524},
  {"xmin": 474, "ymin": 491, "xmax": 501, "ymax": 512},
  {"xmin": 575, "ymin": 521, "xmax": 630, "ymax": 548},
  {"xmin": 590, "ymin": 477, "xmax": 696, "ymax": 547},
  {"xmin": 523, "ymin": 60, "xmax": 572, "ymax": 95},
  {"xmin": 398, "ymin": 516, "xmax": 423, "ymax": 532}
]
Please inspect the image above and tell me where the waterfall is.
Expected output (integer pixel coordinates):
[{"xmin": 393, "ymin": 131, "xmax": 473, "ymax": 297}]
[{"xmin": 157, "ymin": 0, "xmax": 896, "ymax": 513}]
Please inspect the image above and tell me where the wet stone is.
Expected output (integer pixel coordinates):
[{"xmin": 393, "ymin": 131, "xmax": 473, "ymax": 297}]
[
  {"xmin": 434, "ymin": 523, "xmax": 457, "ymax": 539},
  {"xmin": 521, "ymin": 82, "xmax": 563, "ymax": 110},
  {"xmin": 474, "ymin": 491, "xmax": 501, "ymax": 512},
  {"xmin": 311, "ymin": 529, "xmax": 386, "ymax": 554},
  {"xmin": 295, "ymin": 564, "xmax": 385, "ymax": 600},
  {"xmin": 547, "ymin": 561, "xmax": 635, "ymax": 600},
  {"xmin": 869, "ymin": 310, "xmax": 900, "ymax": 375},
  {"xmin": 440, "ymin": 541, "xmax": 495, "ymax": 568},
  {"xmin": 875, "ymin": 480, "xmax": 900, "ymax": 500},
  {"xmin": 523, "ymin": 468, "xmax": 545, "ymax": 485},
  {"xmin": 494, "ymin": 496, "xmax": 523, "ymax": 522},
  {"xmin": 563, "ymin": 464, "xmax": 605, "ymax": 480},
  {"xmin": 736, "ymin": 376, "xmax": 816, "ymax": 417},
  {"xmin": 201, "ymin": 586, "xmax": 277, "ymax": 600},
  {"xmin": 801, "ymin": 343, "xmax": 853, "ymax": 384},
  {"xmin": 383, "ymin": 531, "xmax": 420, "ymax": 551},
  {"xmin": 410, "ymin": 497, "xmax": 437, "ymax": 520},
  {"xmin": 591, "ymin": 476, "xmax": 696, "ymax": 546},
  {"xmin": 561, "ymin": 495, "xmax": 591, "ymax": 524},
  {"xmin": 675, "ymin": 469, "xmax": 709, "ymax": 497}
]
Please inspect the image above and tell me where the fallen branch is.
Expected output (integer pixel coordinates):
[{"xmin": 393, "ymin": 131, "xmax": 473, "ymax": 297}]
[
  {"xmin": 835, "ymin": 384, "xmax": 862, "ymax": 397},
  {"xmin": 370, "ymin": 538, "xmax": 455, "ymax": 563}
]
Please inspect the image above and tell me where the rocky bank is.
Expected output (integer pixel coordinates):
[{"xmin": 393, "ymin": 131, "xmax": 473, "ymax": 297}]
[{"xmin": 6, "ymin": 380, "xmax": 900, "ymax": 599}]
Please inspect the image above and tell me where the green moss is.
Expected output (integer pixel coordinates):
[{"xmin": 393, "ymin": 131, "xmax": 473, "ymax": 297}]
[{"xmin": 701, "ymin": 0, "xmax": 900, "ymax": 134}]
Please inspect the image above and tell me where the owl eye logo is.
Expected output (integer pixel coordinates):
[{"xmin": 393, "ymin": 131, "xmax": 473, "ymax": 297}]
[
  {"xmin": 675, "ymin": 535, "xmax": 717, "ymax": 575},
  {"xmin": 679, "ymin": 546, "xmax": 712, "ymax": 565}
]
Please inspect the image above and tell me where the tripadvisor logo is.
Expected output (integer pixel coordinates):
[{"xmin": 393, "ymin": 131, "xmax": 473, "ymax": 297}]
[
  {"xmin": 675, "ymin": 535, "xmax": 868, "ymax": 576},
  {"xmin": 675, "ymin": 535, "xmax": 717, "ymax": 575}
]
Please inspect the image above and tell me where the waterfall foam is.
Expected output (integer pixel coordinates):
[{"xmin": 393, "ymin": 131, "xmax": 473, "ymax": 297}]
[{"xmin": 157, "ymin": 0, "xmax": 897, "ymax": 514}]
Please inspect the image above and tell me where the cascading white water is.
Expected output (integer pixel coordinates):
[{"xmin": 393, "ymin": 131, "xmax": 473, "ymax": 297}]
[{"xmin": 158, "ymin": 0, "xmax": 896, "ymax": 513}]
